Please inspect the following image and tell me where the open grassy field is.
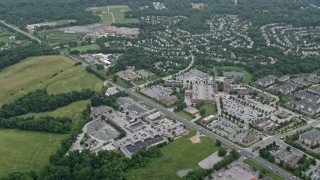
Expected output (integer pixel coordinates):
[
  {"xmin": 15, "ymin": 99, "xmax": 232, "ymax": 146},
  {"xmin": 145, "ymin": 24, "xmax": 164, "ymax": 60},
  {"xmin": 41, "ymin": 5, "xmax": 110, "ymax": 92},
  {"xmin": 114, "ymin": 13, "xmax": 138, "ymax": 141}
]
[
  {"xmin": 70, "ymin": 43, "xmax": 100, "ymax": 52},
  {"xmin": 200, "ymin": 103, "xmax": 217, "ymax": 117},
  {"xmin": 125, "ymin": 130, "xmax": 218, "ymax": 179},
  {"xmin": 38, "ymin": 30, "xmax": 83, "ymax": 43},
  {"xmin": 87, "ymin": 5, "xmax": 139, "ymax": 24},
  {"xmin": 243, "ymin": 159, "xmax": 285, "ymax": 180},
  {"xmin": 176, "ymin": 111, "xmax": 194, "ymax": 120},
  {"xmin": 0, "ymin": 129, "xmax": 67, "ymax": 177},
  {"xmin": 0, "ymin": 55, "xmax": 103, "ymax": 177},
  {"xmin": 0, "ymin": 55, "xmax": 103, "ymax": 106}
]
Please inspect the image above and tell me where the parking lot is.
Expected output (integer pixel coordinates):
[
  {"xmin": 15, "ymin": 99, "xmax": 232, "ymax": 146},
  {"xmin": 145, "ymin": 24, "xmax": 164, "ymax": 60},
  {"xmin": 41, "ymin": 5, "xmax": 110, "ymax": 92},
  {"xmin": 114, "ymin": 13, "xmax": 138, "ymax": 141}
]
[
  {"xmin": 141, "ymin": 85, "xmax": 173, "ymax": 100},
  {"xmin": 87, "ymin": 120, "xmax": 119, "ymax": 141}
]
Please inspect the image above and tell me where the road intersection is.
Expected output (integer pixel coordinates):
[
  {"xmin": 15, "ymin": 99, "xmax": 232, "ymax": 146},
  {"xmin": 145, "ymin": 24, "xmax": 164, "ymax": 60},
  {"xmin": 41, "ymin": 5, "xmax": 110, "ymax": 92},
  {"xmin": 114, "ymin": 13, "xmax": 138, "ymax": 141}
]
[{"xmin": 106, "ymin": 79, "xmax": 306, "ymax": 180}]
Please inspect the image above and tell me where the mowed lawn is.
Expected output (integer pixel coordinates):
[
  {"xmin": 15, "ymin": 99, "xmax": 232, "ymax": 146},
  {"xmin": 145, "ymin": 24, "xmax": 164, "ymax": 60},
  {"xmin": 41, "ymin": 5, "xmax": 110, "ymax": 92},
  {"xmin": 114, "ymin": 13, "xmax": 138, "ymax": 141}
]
[
  {"xmin": 0, "ymin": 129, "xmax": 67, "ymax": 177},
  {"xmin": 0, "ymin": 55, "xmax": 103, "ymax": 106},
  {"xmin": 87, "ymin": 5, "xmax": 139, "ymax": 24},
  {"xmin": 200, "ymin": 103, "xmax": 217, "ymax": 117},
  {"xmin": 20, "ymin": 100, "xmax": 90, "ymax": 129},
  {"xmin": 125, "ymin": 130, "xmax": 218, "ymax": 180},
  {"xmin": 38, "ymin": 30, "xmax": 83, "ymax": 43}
]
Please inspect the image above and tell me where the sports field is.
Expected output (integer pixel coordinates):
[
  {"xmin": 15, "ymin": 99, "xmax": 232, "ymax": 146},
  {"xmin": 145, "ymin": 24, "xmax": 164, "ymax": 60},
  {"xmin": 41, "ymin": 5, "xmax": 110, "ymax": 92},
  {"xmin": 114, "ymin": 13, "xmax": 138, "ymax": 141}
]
[
  {"xmin": 125, "ymin": 130, "xmax": 218, "ymax": 179},
  {"xmin": 0, "ymin": 129, "xmax": 67, "ymax": 177},
  {"xmin": 0, "ymin": 55, "xmax": 102, "ymax": 106},
  {"xmin": 87, "ymin": 5, "xmax": 139, "ymax": 24},
  {"xmin": 38, "ymin": 30, "xmax": 83, "ymax": 43}
]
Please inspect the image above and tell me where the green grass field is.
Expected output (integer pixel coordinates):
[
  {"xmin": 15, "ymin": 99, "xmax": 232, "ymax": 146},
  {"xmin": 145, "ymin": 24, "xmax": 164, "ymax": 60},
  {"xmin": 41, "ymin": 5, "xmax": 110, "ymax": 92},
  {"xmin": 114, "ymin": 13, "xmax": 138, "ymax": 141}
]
[
  {"xmin": 70, "ymin": 43, "xmax": 100, "ymax": 52},
  {"xmin": 125, "ymin": 130, "xmax": 218, "ymax": 179},
  {"xmin": 38, "ymin": 30, "xmax": 83, "ymax": 43},
  {"xmin": 200, "ymin": 103, "xmax": 217, "ymax": 117},
  {"xmin": 0, "ymin": 129, "xmax": 67, "ymax": 177},
  {"xmin": 0, "ymin": 55, "xmax": 103, "ymax": 106},
  {"xmin": 20, "ymin": 100, "xmax": 90, "ymax": 128},
  {"xmin": 87, "ymin": 5, "xmax": 139, "ymax": 24},
  {"xmin": 0, "ymin": 55, "xmax": 103, "ymax": 177},
  {"xmin": 176, "ymin": 111, "xmax": 194, "ymax": 120},
  {"xmin": 243, "ymin": 159, "xmax": 285, "ymax": 180}
]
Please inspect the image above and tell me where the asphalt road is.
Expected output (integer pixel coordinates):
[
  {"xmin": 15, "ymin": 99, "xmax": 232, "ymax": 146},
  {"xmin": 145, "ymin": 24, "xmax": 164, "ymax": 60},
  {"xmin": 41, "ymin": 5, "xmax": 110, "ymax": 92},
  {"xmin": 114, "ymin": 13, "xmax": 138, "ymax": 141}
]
[
  {"xmin": 105, "ymin": 79, "xmax": 300, "ymax": 180},
  {"xmin": 0, "ymin": 20, "xmax": 42, "ymax": 44}
]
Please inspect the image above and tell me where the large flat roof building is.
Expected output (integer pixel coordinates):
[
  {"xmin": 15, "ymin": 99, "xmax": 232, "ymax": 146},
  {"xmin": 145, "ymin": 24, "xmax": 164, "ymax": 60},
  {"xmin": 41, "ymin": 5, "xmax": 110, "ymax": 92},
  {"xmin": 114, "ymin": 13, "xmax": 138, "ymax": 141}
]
[
  {"xmin": 183, "ymin": 107, "xmax": 199, "ymax": 116},
  {"xmin": 216, "ymin": 165, "xmax": 256, "ymax": 180},
  {"xmin": 124, "ymin": 135, "xmax": 165, "ymax": 155},
  {"xmin": 160, "ymin": 95, "xmax": 178, "ymax": 106}
]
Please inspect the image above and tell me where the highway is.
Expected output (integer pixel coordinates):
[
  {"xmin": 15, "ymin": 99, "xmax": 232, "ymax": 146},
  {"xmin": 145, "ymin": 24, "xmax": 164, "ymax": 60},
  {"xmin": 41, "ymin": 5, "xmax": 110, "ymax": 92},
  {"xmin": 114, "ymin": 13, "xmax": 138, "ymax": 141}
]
[
  {"xmin": 105, "ymin": 79, "xmax": 299, "ymax": 180},
  {"xmin": 0, "ymin": 20, "xmax": 42, "ymax": 44}
]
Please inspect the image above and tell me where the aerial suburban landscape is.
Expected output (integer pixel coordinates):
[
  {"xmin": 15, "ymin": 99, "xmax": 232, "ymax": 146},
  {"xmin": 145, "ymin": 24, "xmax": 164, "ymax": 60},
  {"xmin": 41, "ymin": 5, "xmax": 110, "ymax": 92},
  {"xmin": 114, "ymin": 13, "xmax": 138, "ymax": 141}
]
[{"xmin": 0, "ymin": 0, "xmax": 320, "ymax": 180}]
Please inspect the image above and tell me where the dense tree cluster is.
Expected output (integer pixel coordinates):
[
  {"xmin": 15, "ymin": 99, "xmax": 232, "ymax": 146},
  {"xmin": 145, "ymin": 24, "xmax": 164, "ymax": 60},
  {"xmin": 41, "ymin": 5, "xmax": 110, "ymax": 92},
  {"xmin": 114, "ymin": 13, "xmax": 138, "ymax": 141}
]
[
  {"xmin": 3, "ymin": 147, "xmax": 163, "ymax": 180},
  {"xmin": 0, "ymin": 116, "xmax": 72, "ymax": 133},
  {"xmin": 90, "ymin": 91, "xmax": 128, "ymax": 110},
  {"xmin": 0, "ymin": 89, "xmax": 95, "ymax": 118},
  {"xmin": 0, "ymin": 43, "xmax": 57, "ymax": 70},
  {"xmin": 0, "ymin": 0, "xmax": 110, "ymax": 27}
]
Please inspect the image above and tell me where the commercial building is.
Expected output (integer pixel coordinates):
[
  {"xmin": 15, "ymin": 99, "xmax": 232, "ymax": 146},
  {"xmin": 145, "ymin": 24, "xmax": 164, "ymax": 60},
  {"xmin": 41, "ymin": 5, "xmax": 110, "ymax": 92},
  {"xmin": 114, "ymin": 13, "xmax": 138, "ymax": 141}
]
[
  {"xmin": 183, "ymin": 107, "xmax": 199, "ymax": 116},
  {"xmin": 124, "ymin": 135, "xmax": 165, "ymax": 156},
  {"xmin": 147, "ymin": 112, "xmax": 162, "ymax": 121},
  {"xmin": 215, "ymin": 165, "xmax": 256, "ymax": 180},
  {"xmin": 160, "ymin": 95, "xmax": 178, "ymax": 106},
  {"xmin": 201, "ymin": 115, "xmax": 219, "ymax": 124},
  {"xmin": 242, "ymin": 133, "xmax": 256, "ymax": 144},
  {"xmin": 92, "ymin": 106, "xmax": 113, "ymax": 116}
]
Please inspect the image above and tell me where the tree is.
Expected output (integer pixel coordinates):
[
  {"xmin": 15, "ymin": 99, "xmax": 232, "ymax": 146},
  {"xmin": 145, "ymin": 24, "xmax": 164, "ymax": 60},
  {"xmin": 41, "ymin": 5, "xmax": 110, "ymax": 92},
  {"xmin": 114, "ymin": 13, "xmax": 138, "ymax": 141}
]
[
  {"xmin": 218, "ymin": 148, "xmax": 227, "ymax": 157},
  {"xmin": 216, "ymin": 139, "xmax": 222, "ymax": 146},
  {"xmin": 200, "ymin": 109, "xmax": 206, "ymax": 116},
  {"xmin": 258, "ymin": 172, "xmax": 264, "ymax": 179},
  {"xmin": 112, "ymin": 75, "xmax": 119, "ymax": 82},
  {"xmin": 286, "ymin": 146, "xmax": 291, "ymax": 152}
]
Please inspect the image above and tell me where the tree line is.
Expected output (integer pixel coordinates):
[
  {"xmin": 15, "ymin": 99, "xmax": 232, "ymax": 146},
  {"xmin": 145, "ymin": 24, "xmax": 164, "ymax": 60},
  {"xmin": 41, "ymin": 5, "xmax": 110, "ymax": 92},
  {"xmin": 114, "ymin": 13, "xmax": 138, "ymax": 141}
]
[
  {"xmin": 0, "ymin": 89, "xmax": 95, "ymax": 118},
  {"xmin": 0, "ymin": 43, "xmax": 57, "ymax": 70},
  {"xmin": 90, "ymin": 91, "xmax": 128, "ymax": 110},
  {"xmin": 3, "ymin": 144, "xmax": 164, "ymax": 180},
  {"xmin": 0, "ymin": 116, "xmax": 72, "ymax": 133}
]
